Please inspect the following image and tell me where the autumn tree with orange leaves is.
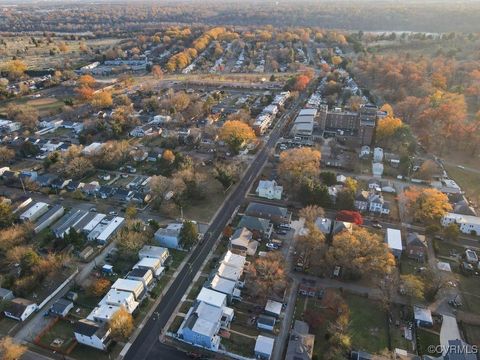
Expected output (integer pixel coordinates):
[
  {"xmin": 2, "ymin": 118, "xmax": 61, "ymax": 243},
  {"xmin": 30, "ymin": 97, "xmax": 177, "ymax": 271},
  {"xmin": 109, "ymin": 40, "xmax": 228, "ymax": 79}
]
[
  {"xmin": 403, "ymin": 187, "xmax": 452, "ymax": 223},
  {"xmin": 218, "ymin": 120, "xmax": 255, "ymax": 154},
  {"xmin": 279, "ymin": 148, "xmax": 321, "ymax": 187},
  {"xmin": 325, "ymin": 227, "xmax": 395, "ymax": 280}
]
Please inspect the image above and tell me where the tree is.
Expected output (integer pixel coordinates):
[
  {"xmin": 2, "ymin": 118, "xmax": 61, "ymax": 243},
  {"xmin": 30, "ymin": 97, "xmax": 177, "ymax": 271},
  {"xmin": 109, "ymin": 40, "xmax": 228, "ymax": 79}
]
[
  {"xmin": 335, "ymin": 190, "xmax": 355, "ymax": 211},
  {"xmin": 6, "ymin": 104, "xmax": 39, "ymax": 130},
  {"xmin": 88, "ymin": 278, "xmax": 111, "ymax": 297},
  {"xmin": 0, "ymin": 203, "xmax": 14, "ymax": 229},
  {"xmin": 0, "ymin": 336, "xmax": 27, "ymax": 360},
  {"xmin": 293, "ymin": 75, "xmax": 311, "ymax": 91},
  {"xmin": 152, "ymin": 65, "xmax": 163, "ymax": 79},
  {"xmin": 400, "ymin": 274, "xmax": 425, "ymax": 300},
  {"xmin": 344, "ymin": 177, "xmax": 358, "ymax": 193},
  {"xmin": 109, "ymin": 306, "xmax": 134, "ymax": 341},
  {"xmin": 375, "ymin": 116, "xmax": 405, "ymax": 144},
  {"xmin": 331, "ymin": 55, "xmax": 343, "ymax": 66},
  {"xmin": 443, "ymin": 223, "xmax": 460, "ymax": 241},
  {"xmin": 247, "ymin": 252, "xmax": 286, "ymax": 300},
  {"xmin": 299, "ymin": 205, "xmax": 325, "ymax": 224},
  {"xmin": 179, "ymin": 221, "xmax": 198, "ymax": 249},
  {"xmin": 75, "ymin": 86, "xmax": 94, "ymax": 100},
  {"xmin": 218, "ymin": 120, "xmax": 255, "ymax": 154},
  {"xmin": 0, "ymin": 146, "xmax": 15, "ymax": 163},
  {"xmin": 63, "ymin": 157, "xmax": 94, "ymax": 179},
  {"xmin": 320, "ymin": 171, "xmax": 336, "ymax": 186},
  {"xmin": 380, "ymin": 103, "xmax": 394, "ymax": 117},
  {"xmin": 91, "ymin": 90, "xmax": 113, "ymax": 109},
  {"xmin": 403, "ymin": 187, "xmax": 452, "ymax": 223},
  {"xmin": 78, "ymin": 74, "xmax": 96, "ymax": 87},
  {"xmin": 162, "ymin": 149, "xmax": 175, "ymax": 164},
  {"xmin": 125, "ymin": 205, "xmax": 137, "ymax": 220},
  {"xmin": 326, "ymin": 227, "xmax": 394, "ymax": 279},
  {"xmin": 417, "ymin": 160, "xmax": 438, "ymax": 180},
  {"xmin": 279, "ymin": 148, "xmax": 321, "ymax": 187},
  {"xmin": 3, "ymin": 60, "xmax": 27, "ymax": 80},
  {"xmin": 336, "ymin": 210, "xmax": 363, "ymax": 225},
  {"xmin": 116, "ymin": 226, "xmax": 150, "ymax": 258}
]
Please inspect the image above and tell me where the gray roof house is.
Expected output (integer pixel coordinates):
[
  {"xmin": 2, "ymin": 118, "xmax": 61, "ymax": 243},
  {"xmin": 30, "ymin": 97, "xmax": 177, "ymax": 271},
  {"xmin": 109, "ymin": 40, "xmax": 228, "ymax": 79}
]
[{"xmin": 245, "ymin": 202, "xmax": 291, "ymax": 225}]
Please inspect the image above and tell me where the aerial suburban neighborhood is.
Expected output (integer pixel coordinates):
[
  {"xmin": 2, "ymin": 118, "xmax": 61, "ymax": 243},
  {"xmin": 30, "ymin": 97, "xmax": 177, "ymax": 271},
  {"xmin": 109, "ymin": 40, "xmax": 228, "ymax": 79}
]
[{"xmin": 0, "ymin": 1, "xmax": 480, "ymax": 360}]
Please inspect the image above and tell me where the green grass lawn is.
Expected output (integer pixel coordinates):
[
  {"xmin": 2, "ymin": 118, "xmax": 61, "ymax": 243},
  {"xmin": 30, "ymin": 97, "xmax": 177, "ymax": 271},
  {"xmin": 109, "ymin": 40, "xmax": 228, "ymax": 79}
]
[
  {"xmin": 459, "ymin": 275, "xmax": 480, "ymax": 314},
  {"xmin": 187, "ymin": 275, "xmax": 208, "ymax": 300},
  {"xmin": 221, "ymin": 335, "xmax": 256, "ymax": 358},
  {"xmin": 169, "ymin": 249, "xmax": 188, "ymax": 270},
  {"xmin": 230, "ymin": 311, "xmax": 260, "ymax": 337},
  {"xmin": 433, "ymin": 239, "xmax": 465, "ymax": 258},
  {"xmin": 37, "ymin": 319, "xmax": 76, "ymax": 353},
  {"xmin": 346, "ymin": 294, "xmax": 389, "ymax": 354},
  {"xmin": 182, "ymin": 178, "xmax": 229, "ymax": 223},
  {"xmin": 169, "ymin": 316, "xmax": 185, "ymax": 333},
  {"xmin": 416, "ymin": 328, "xmax": 441, "ymax": 356},
  {"xmin": 399, "ymin": 256, "xmax": 424, "ymax": 275},
  {"xmin": 150, "ymin": 275, "xmax": 172, "ymax": 299}
]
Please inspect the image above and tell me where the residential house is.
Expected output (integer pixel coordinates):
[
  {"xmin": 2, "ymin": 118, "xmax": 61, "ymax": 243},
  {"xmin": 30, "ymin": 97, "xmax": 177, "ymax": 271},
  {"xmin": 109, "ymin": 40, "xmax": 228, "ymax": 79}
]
[
  {"xmin": 178, "ymin": 288, "xmax": 234, "ymax": 351},
  {"xmin": 385, "ymin": 228, "xmax": 402, "ymax": 259},
  {"xmin": 359, "ymin": 145, "xmax": 370, "ymax": 158},
  {"xmin": 34, "ymin": 204, "xmax": 64, "ymax": 233},
  {"xmin": 367, "ymin": 179, "xmax": 381, "ymax": 192},
  {"xmin": 373, "ymin": 147, "xmax": 384, "ymax": 162},
  {"xmin": 245, "ymin": 202, "xmax": 291, "ymax": 225},
  {"xmin": 229, "ymin": 227, "xmax": 258, "ymax": 256},
  {"xmin": 237, "ymin": 215, "xmax": 273, "ymax": 240},
  {"xmin": 255, "ymin": 335, "xmax": 275, "ymax": 360},
  {"xmin": 314, "ymin": 217, "xmax": 332, "ymax": 234},
  {"xmin": 442, "ymin": 213, "xmax": 480, "ymax": 236},
  {"xmin": 332, "ymin": 221, "xmax": 353, "ymax": 235},
  {"xmin": 443, "ymin": 339, "xmax": 477, "ymax": 360},
  {"xmin": 126, "ymin": 268, "xmax": 154, "ymax": 289},
  {"xmin": 98, "ymin": 289, "xmax": 139, "ymax": 314},
  {"xmin": 82, "ymin": 182, "xmax": 100, "ymax": 196},
  {"xmin": 209, "ymin": 275, "xmax": 241, "ymax": 303},
  {"xmin": 413, "ymin": 306, "xmax": 433, "ymax": 327},
  {"xmin": 20, "ymin": 202, "xmax": 49, "ymax": 222},
  {"xmin": 256, "ymin": 180, "xmax": 283, "ymax": 200},
  {"xmin": 372, "ymin": 163, "xmax": 384, "ymax": 178},
  {"xmin": 285, "ymin": 320, "xmax": 315, "ymax": 360},
  {"xmin": 368, "ymin": 193, "xmax": 390, "ymax": 214},
  {"xmin": 154, "ymin": 223, "xmax": 184, "ymax": 249},
  {"xmin": 264, "ymin": 300, "xmax": 282, "ymax": 318},
  {"xmin": 257, "ymin": 315, "xmax": 276, "ymax": 332},
  {"xmin": 111, "ymin": 278, "xmax": 145, "ymax": 301},
  {"xmin": 380, "ymin": 180, "xmax": 396, "ymax": 193},
  {"xmin": 0, "ymin": 288, "xmax": 14, "ymax": 300},
  {"xmin": 138, "ymin": 245, "xmax": 170, "ymax": 265},
  {"xmin": 354, "ymin": 191, "xmax": 369, "ymax": 211},
  {"xmin": 74, "ymin": 319, "xmax": 111, "ymax": 350},
  {"xmin": 50, "ymin": 178, "xmax": 71, "ymax": 190},
  {"xmin": 4, "ymin": 298, "xmax": 37, "ymax": 321},
  {"xmin": 50, "ymin": 298, "xmax": 74, "ymax": 317},
  {"xmin": 87, "ymin": 304, "xmax": 120, "ymax": 324},
  {"xmin": 133, "ymin": 257, "xmax": 164, "ymax": 278},
  {"xmin": 465, "ymin": 249, "xmax": 478, "ymax": 264},
  {"xmin": 406, "ymin": 233, "xmax": 427, "ymax": 262}
]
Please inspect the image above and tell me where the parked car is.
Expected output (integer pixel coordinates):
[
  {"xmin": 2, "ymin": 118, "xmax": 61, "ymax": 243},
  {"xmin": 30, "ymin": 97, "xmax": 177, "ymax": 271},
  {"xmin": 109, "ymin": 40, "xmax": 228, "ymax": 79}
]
[{"xmin": 109, "ymin": 211, "xmax": 118, "ymax": 216}]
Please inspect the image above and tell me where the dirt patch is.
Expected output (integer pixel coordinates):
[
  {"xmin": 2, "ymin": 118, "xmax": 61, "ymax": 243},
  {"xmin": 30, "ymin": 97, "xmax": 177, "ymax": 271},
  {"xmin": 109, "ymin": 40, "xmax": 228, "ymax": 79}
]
[{"xmin": 26, "ymin": 98, "xmax": 58, "ymax": 106}]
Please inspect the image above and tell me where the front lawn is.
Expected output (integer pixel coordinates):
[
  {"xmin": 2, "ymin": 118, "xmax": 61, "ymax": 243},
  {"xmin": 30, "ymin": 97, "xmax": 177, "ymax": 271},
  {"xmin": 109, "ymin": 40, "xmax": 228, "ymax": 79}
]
[
  {"xmin": 221, "ymin": 334, "xmax": 256, "ymax": 358},
  {"xmin": 346, "ymin": 294, "xmax": 389, "ymax": 354},
  {"xmin": 416, "ymin": 328, "xmax": 441, "ymax": 356}
]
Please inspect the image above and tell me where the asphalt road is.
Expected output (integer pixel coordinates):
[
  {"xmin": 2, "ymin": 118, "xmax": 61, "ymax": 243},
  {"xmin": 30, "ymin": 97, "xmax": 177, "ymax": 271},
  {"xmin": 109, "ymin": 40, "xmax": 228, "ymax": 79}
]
[{"xmin": 124, "ymin": 92, "xmax": 307, "ymax": 360}]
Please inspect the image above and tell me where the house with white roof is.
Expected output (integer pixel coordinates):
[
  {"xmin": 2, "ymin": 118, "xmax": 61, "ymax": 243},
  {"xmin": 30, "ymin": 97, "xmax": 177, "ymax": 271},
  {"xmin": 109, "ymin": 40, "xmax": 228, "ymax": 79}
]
[
  {"xmin": 256, "ymin": 180, "xmax": 283, "ymax": 200},
  {"xmin": 255, "ymin": 335, "xmax": 275, "ymax": 360},
  {"xmin": 442, "ymin": 213, "xmax": 480, "ymax": 236},
  {"xmin": 98, "ymin": 289, "xmax": 139, "ymax": 314},
  {"xmin": 154, "ymin": 223, "xmax": 184, "ymax": 249},
  {"xmin": 111, "ymin": 278, "xmax": 145, "ymax": 301},
  {"xmin": 133, "ymin": 257, "xmax": 165, "ymax": 277},
  {"xmin": 373, "ymin": 147, "xmax": 384, "ymax": 162},
  {"xmin": 385, "ymin": 228, "xmax": 402, "ymax": 259},
  {"xmin": 138, "ymin": 245, "xmax": 170, "ymax": 264},
  {"xmin": 87, "ymin": 304, "xmax": 120, "ymax": 325},
  {"xmin": 209, "ymin": 275, "xmax": 241, "ymax": 303},
  {"xmin": 178, "ymin": 288, "xmax": 234, "ymax": 351}
]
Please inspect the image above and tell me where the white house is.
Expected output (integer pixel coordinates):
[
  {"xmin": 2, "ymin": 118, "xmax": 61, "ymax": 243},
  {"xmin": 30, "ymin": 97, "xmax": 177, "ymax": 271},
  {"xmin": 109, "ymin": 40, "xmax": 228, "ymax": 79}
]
[
  {"xmin": 359, "ymin": 145, "xmax": 371, "ymax": 158},
  {"xmin": 98, "ymin": 289, "xmax": 139, "ymax": 314},
  {"xmin": 256, "ymin": 180, "xmax": 283, "ymax": 200},
  {"xmin": 111, "ymin": 278, "xmax": 145, "ymax": 301},
  {"xmin": 368, "ymin": 193, "xmax": 390, "ymax": 214},
  {"xmin": 74, "ymin": 319, "xmax": 111, "ymax": 350},
  {"xmin": 4, "ymin": 298, "xmax": 38, "ymax": 321},
  {"xmin": 372, "ymin": 162, "xmax": 384, "ymax": 178},
  {"xmin": 178, "ymin": 288, "xmax": 234, "ymax": 351},
  {"xmin": 134, "ymin": 257, "xmax": 164, "ymax": 277},
  {"xmin": 154, "ymin": 223, "xmax": 183, "ymax": 249},
  {"xmin": 138, "ymin": 245, "xmax": 170, "ymax": 264},
  {"xmin": 373, "ymin": 147, "xmax": 384, "ymax": 162},
  {"xmin": 255, "ymin": 335, "xmax": 275, "ymax": 360},
  {"xmin": 442, "ymin": 213, "xmax": 480, "ymax": 236}
]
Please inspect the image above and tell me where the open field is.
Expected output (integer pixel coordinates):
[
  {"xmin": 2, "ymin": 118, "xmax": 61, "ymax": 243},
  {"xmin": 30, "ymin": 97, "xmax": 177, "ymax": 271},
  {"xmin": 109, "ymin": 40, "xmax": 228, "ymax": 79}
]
[
  {"xmin": 0, "ymin": 96, "xmax": 66, "ymax": 117},
  {"xmin": 37, "ymin": 319, "xmax": 76, "ymax": 353}
]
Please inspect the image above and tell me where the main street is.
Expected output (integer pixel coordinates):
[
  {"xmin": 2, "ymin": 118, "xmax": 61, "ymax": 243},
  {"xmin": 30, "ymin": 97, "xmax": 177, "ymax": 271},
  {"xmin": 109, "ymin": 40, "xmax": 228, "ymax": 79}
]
[{"xmin": 123, "ymin": 89, "xmax": 310, "ymax": 360}]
